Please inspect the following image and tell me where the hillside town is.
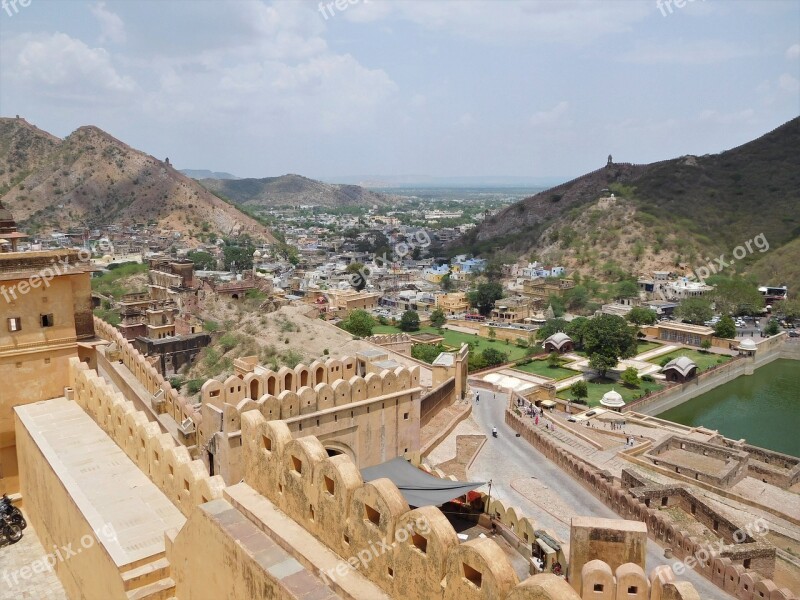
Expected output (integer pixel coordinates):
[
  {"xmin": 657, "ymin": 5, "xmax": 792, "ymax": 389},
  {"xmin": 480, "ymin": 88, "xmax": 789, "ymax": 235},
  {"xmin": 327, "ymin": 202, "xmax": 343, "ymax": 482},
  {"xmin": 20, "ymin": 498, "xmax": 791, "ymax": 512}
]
[{"xmin": 1, "ymin": 2, "xmax": 799, "ymax": 600}]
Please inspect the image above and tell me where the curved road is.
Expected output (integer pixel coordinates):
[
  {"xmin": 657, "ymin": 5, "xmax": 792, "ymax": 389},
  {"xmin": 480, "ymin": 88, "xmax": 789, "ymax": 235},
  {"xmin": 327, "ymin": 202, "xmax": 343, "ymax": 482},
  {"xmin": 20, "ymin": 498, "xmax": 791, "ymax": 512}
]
[{"xmin": 467, "ymin": 389, "xmax": 733, "ymax": 599}]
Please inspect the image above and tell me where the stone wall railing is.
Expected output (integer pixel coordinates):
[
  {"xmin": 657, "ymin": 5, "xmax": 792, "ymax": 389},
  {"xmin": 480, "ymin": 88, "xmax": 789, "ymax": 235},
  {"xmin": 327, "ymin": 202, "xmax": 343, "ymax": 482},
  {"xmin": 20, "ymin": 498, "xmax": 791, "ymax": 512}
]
[
  {"xmin": 241, "ymin": 413, "xmax": 698, "ymax": 600},
  {"xmin": 504, "ymin": 409, "xmax": 797, "ymax": 600},
  {"xmin": 69, "ymin": 358, "xmax": 224, "ymax": 517}
]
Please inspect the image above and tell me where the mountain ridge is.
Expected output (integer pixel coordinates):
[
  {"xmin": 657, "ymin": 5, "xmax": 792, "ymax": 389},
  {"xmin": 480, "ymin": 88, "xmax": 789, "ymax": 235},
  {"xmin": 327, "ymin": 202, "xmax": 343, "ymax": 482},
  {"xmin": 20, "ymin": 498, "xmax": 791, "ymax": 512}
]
[{"xmin": 0, "ymin": 118, "xmax": 275, "ymax": 243}]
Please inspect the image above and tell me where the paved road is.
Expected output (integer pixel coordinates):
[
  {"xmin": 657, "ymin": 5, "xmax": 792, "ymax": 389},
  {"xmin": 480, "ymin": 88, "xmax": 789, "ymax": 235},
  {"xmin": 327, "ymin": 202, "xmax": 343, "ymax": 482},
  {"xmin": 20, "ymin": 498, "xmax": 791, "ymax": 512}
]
[{"xmin": 467, "ymin": 389, "xmax": 734, "ymax": 599}]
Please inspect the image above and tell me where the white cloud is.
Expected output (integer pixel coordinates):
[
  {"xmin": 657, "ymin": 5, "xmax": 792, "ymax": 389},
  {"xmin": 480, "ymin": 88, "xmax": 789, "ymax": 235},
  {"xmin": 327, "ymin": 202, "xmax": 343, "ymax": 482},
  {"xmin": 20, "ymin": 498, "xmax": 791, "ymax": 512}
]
[
  {"xmin": 787, "ymin": 44, "xmax": 800, "ymax": 60},
  {"xmin": 621, "ymin": 40, "xmax": 756, "ymax": 65},
  {"xmin": 778, "ymin": 73, "xmax": 800, "ymax": 94},
  {"xmin": 1, "ymin": 33, "xmax": 135, "ymax": 97},
  {"xmin": 529, "ymin": 101, "xmax": 569, "ymax": 126},
  {"xmin": 90, "ymin": 2, "xmax": 126, "ymax": 44},
  {"xmin": 456, "ymin": 112, "xmax": 474, "ymax": 127},
  {"xmin": 343, "ymin": 0, "xmax": 650, "ymax": 45},
  {"xmin": 698, "ymin": 109, "xmax": 756, "ymax": 125}
]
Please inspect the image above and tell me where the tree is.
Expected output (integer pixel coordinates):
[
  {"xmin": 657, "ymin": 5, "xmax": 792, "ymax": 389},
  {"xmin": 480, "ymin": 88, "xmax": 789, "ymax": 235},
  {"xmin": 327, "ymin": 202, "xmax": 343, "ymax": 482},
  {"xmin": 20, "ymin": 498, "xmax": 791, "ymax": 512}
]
[
  {"xmin": 546, "ymin": 295, "xmax": 566, "ymax": 317},
  {"xmin": 564, "ymin": 285, "xmax": 589, "ymax": 311},
  {"xmin": 627, "ymin": 307, "xmax": 658, "ymax": 326},
  {"xmin": 430, "ymin": 308, "xmax": 446, "ymax": 328},
  {"xmin": 488, "ymin": 328, "xmax": 497, "ymax": 340},
  {"xmin": 570, "ymin": 380, "xmax": 588, "ymax": 403},
  {"xmin": 566, "ymin": 316, "xmax": 590, "ymax": 350},
  {"xmin": 675, "ymin": 297, "xmax": 713, "ymax": 325},
  {"xmin": 707, "ymin": 275, "xmax": 764, "ymax": 316},
  {"xmin": 620, "ymin": 366, "xmax": 640, "ymax": 388},
  {"xmin": 399, "ymin": 310, "xmax": 421, "ymax": 332},
  {"xmin": 187, "ymin": 250, "xmax": 216, "ymax": 271},
  {"xmin": 411, "ymin": 343, "xmax": 445, "ymax": 363},
  {"xmin": 341, "ymin": 309, "xmax": 375, "ymax": 337},
  {"xmin": 222, "ymin": 241, "xmax": 255, "ymax": 271},
  {"xmin": 547, "ymin": 352, "xmax": 561, "ymax": 368},
  {"xmin": 467, "ymin": 282, "xmax": 504, "ymax": 316},
  {"xmin": 765, "ymin": 319, "xmax": 780, "ymax": 336},
  {"xmin": 440, "ymin": 273, "xmax": 452, "ymax": 292},
  {"xmin": 714, "ymin": 315, "xmax": 736, "ymax": 339},
  {"xmin": 700, "ymin": 339, "xmax": 713, "ymax": 351},
  {"xmin": 615, "ymin": 279, "xmax": 640, "ymax": 299},
  {"xmin": 584, "ymin": 314, "xmax": 638, "ymax": 377},
  {"xmin": 537, "ymin": 318, "xmax": 568, "ymax": 340},
  {"xmin": 775, "ymin": 299, "xmax": 800, "ymax": 321},
  {"xmin": 481, "ymin": 348, "xmax": 508, "ymax": 367}
]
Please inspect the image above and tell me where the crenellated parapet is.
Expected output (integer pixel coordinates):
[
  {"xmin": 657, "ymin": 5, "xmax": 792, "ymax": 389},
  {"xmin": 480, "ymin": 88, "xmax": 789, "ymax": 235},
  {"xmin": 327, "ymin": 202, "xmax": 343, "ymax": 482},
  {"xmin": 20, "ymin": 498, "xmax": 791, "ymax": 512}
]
[
  {"xmin": 239, "ymin": 412, "xmax": 702, "ymax": 600},
  {"xmin": 68, "ymin": 356, "xmax": 224, "ymax": 517},
  {"xmin": 94, "ymin": 315, "xmax": 200, "ymax": 429}
]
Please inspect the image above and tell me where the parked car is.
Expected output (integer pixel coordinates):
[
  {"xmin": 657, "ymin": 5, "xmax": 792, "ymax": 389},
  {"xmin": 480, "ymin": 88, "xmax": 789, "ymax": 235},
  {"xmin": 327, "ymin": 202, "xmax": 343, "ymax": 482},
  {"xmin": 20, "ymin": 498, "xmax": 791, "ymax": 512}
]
[{"xmin": 789, "ymin": 330, "xmax": 799, "ymax": 338}]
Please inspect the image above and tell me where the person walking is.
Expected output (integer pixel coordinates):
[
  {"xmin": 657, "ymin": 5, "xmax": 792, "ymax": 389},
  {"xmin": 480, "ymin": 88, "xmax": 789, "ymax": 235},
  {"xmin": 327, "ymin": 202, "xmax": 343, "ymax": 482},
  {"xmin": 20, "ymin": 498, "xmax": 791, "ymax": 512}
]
[{"xmin": 476, "ymin": 393, "xmax": 480, "ymax": 403}]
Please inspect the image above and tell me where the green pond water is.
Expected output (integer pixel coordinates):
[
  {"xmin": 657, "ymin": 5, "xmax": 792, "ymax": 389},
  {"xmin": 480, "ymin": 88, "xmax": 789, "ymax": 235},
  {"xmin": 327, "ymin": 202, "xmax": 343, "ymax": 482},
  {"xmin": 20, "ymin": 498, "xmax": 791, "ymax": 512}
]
[{"xmin": 658, "ymin": 359, "xmax": 800, "ymax": 457}]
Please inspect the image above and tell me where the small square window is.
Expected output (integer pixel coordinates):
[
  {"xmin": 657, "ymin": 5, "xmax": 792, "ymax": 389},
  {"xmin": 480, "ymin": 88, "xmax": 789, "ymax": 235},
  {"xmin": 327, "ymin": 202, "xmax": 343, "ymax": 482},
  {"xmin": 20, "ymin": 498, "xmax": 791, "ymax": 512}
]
[
  {"xmin": 404, "ymin": 412, "xmax": 409, "ymax": 420},
  {"xmin": 7, "ymin": 317, "xmax": 21, "ymax": 332},
  {"xmin": 40, "ymin": 314, "xmax": 54, "ymax": 327},
  {"xmin": 593, "ymin": 584, "xmax": 604, "ymax": 592},
  {"xmin": 44, "ymin": 358, "xmax": 51, "ymax": 365}
]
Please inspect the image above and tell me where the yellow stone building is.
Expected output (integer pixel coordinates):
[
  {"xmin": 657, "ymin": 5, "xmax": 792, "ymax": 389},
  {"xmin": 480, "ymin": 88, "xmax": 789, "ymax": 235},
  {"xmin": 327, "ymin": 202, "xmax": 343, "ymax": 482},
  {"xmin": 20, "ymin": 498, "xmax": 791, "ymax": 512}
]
[{"xmin": 0, "ymin": 248, "xmax": 95, "ymax": 490}]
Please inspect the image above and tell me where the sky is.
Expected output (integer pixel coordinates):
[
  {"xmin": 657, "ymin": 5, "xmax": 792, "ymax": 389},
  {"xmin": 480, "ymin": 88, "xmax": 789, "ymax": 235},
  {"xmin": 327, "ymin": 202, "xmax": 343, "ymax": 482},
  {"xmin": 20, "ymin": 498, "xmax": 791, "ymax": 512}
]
[{"xmin": 0, "ymin": 0, "xmax": 798, "ymax": 182}]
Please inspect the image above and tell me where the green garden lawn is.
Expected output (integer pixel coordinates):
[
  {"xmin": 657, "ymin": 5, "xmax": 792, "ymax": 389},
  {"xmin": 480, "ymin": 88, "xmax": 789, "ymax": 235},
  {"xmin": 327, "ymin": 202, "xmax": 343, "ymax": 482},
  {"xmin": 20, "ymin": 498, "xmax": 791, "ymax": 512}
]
[
  {"xmin": 558, "ymin": 377, "xmax": 663, "ymax": 407},
  {"xmin": 369, "ymin": 325, "xmax": 528, "ymax": 361},
  {"xmin": 634, "ymin": 340, "xmax": 663, "ymax": 355},
  {"xmin": 647, "ymin": 348, "xmax": 732, "ymax": 372},
  {"xmin": 513, "ymin": 360, "xmax": 576, "ymax": 381}
]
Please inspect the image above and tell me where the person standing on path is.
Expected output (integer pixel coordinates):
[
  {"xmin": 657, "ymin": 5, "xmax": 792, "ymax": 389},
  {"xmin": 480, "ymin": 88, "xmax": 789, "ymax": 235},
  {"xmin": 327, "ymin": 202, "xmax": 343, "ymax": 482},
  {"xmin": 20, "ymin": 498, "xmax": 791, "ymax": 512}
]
[{"xmin": 476, "ymin": 393, "xmax": 480, "ymax": 403}]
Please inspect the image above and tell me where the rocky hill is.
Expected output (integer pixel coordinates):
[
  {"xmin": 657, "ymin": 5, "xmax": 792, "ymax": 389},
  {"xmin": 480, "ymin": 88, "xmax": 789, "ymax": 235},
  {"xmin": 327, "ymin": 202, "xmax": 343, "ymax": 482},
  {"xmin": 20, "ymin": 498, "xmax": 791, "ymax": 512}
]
[
  {"xmin": 197, "ymin": 173, "xmax": 394, "ymax": 208},
  {"xmin": 179, "ymin": 169, "xmax": 238, "ymax": 180},
  {"xmin": 457, "ymin": 117, "xmax": 800, "ymax": 289},
  {"xmin": 0, "ymin": 118, "xmax": 275, "ymax": 243}
]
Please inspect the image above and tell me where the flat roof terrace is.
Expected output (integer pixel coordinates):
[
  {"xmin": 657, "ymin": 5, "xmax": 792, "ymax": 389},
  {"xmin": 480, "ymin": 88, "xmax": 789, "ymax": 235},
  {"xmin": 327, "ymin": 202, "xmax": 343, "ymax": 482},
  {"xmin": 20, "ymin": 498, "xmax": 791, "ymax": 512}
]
[{"xmin": 15, "ymin": 398, "xmax": 186, "ymax": 567}]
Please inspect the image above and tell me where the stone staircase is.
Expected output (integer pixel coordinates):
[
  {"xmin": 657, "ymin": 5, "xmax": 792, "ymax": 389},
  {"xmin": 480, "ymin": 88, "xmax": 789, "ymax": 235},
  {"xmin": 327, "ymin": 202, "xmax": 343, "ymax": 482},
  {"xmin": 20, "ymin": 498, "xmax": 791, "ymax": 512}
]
[
  {"xmin": 538, "ymin": 425, "xmax": 628, "ymax": 474},
  {"xmin": 121, "ymin": 554, "xmax": 176, "ymax": 600}
]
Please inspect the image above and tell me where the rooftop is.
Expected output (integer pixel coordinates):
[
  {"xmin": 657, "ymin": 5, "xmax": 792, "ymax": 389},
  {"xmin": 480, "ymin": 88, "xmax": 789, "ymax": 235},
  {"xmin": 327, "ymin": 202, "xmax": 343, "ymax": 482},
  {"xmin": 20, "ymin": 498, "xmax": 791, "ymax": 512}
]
[{"xmin": 15, "ymin": 398, "xmax": 186, "ymax": 567}]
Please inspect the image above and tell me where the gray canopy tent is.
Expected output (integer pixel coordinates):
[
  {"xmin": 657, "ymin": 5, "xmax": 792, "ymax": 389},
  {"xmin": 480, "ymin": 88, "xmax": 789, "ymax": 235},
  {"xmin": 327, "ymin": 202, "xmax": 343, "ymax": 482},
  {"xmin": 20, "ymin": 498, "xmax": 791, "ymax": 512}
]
[{"xmin": 360, "ymin": 457, "xmax": 486, "ymax": 508}]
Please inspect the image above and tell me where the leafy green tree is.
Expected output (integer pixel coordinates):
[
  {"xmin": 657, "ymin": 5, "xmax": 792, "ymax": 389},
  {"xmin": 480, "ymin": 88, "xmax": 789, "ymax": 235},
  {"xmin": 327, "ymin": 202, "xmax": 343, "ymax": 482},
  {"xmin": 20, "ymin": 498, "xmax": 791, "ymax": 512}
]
[
  {"xmin": 223, "ymin": 241, "xmax": 255, "ymax": 271},
  {"xmin": 481, "ymin": 348, "xmax": 508, "ymax": 367},
  {"xmin": 547, "ymin": 352, "xmax": 561, "ymax": 368},
  {"xmin": 620, "ymin": 366, "xmax": 640, "ymax": 388},
  {"xmin": 399, "ymin": 310, "xmax": 421, "ymax": 332},
  {"xmin": 565, "ymin": 316, "xmax": 590, "ymax": 349},
  {"xmin": 546, "ymin": 294, "xmax": 566, "ymax": 317},
  {"xmin": 570, "ymin": 380, "xmax": 588, "ymax": 403},
  {"xmin": 584, "ymin": 314, "xmax": 638, "ymax": 377},
  {"xmin": 341, "ymin": 309, "xmax": 375, "ymax": 337},
  {"xmin": 467, "ymin": 282, "xmax": 504, "ymax": 316},
  {"xmin": 440, "ymin": 273, "xmax": 452, "ymax": 291},
  {"xmin": 700, "ymin": 338, "xmax": 713, "ymax": 351},
  {"xmin": 488, "ymin": 328, "xmax": 497, "ymax": 340},
  {"xmin": 187, "ymin": 250, "xmax": 216, "ymax": 271},
  {"xmin": 714, "ymin": 315, "xmax": 736, "ymax": 339},
  {"xmin": 707, "ymin": 275, "xmax": 764, "ymax": 316},
  {"xmin": 776, "ymin": 299, "xmax": 800, "ymax": 321},
  {"xmin": 430, "ymin": 308, "xmax": 446, "ymax": 328},
  {"xmin": 615, "ymin": 279, "xmax": 640, "ymax": 299},
  {"xmin": 411, "ymin": 343, "xmax": 445, "ymax": 363},
  {"xmin": 675, "ymin": 297, "xmax": 713, "ymax": 325},
  {"xmin": 765, "ymin": 319, "xmax": 780, "ymax": 336},
  {"xmin": 537, "ymin": 318, "xmax": 569, "ymax": 340},
  {"xmin": 627, "ymin": 306, "xmax": 658, "ymax": 326},
  {"xmin": 564, "ymin": 285, "xmax": 589, "ymax": 311}
]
